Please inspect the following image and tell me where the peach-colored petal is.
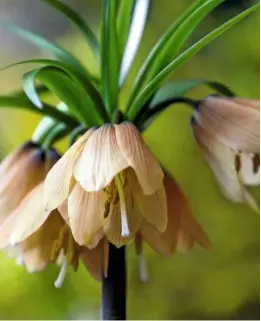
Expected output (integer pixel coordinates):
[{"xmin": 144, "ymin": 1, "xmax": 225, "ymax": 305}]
[
  {"xmin": 8, "ymin": 184, "xmax": 52, "ymax": 245},
  {"xmin": 81, "ymin": 242, "xmax": 103, "ymax": 281},
  {"xmin": 128, "ymin": 169, "xmax": 167, "ymax": 232},
  {"xmin": 44, "ymin": 129, "xmax": 95, "ymax": 213},
  {"xmin": 140, "ymin": 174, "xmax": 210, "ymax": 255},
  {"xmin": 0, "ymin": 141, "xmax": 38, "ymax": 177},
  {"xmin": 58, "ymin": 200, "xmax": 69, "ymax": 224},
  {"xmin": 193, "ymin": 123, "xmax": 259, "ymax": 212},
  {"xmin": 74, "ymin": 124, "xmax": 128, "ymax": 192},
  {"xmin": 104, "ymin": 193, "xmax": 142, "ymax": 248},
  {"xmin": 115, "ymin": 122, "xmax": 164, "ymax": 194},
  {"xmin": 197, "ymin": 96, "xmax": 260, "ymax": 153},
  {"xmin": 237, "ymin": 153, "xmax": 260, "ymax": 186},
  {"xmin": 0, "ymin": 211, "xmax": 19, "ymax": 249},
  {"xmin": 0, "ymin": 149, "xmax": 47, "ymax": 225},
  {"xmin": 68, "ymin": 183, "xmax": 105, "ymax": 247},
  {"xmin": 21, "ymin": 211, "xmax": 65, "ymax": 272}
]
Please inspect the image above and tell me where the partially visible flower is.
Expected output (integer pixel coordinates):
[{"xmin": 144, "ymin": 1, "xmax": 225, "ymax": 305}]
[
  {"xmin": 0, "ymin": 183, "xmax": 107, "ymax": 285},
  {"xmin": 0, "ymin": 142, "xmax": 59, "ymax": 225},
  {"xmin": 43, "ymin": 122, "xmax": 167, "ymax": 248},
  {"xmin": 139, "ymin": 173, "xmax": 211, "ymax": 255},
  {"xmin": 192, "ymin": 96, "xmax": 260, "ymax": 212}
]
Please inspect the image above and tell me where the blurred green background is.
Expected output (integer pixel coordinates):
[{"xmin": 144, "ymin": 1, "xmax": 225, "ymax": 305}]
[{"xmin": 0, "ymin": 0, "xmax": 259, "ymax": 319}]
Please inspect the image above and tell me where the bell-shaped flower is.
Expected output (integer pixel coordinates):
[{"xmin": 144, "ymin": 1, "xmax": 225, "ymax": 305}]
[
  {"xmin": 0, "ymin": 142, "xmax": 59, "ymax": 225},
  {"xmin": 0, "ymin": 183, "xmax": 107, "ymax": 285},
  {"xmin": 192, "ymin": 96, "xmax": 260, "ymax": 212},
  {"xmin": 43, "ymin": 122, "xmax": 167, "ymax": 248}
]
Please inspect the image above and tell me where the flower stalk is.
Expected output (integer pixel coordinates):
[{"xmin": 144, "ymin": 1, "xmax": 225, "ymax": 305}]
[{"xmin": 101, "ymin": 244, "xmax": 126, "ymax": 320}]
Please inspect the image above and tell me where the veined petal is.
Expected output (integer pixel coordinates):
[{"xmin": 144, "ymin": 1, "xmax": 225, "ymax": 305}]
[
  {"xmin": 74, "ymin": 124, "xmax": 128, "ymax": 192},
  {"xmin": 44, "ymin": 129, "xmax": 95, "ymax": 213},
  {"xmin": 129, "ymin": 169, "xmax": 167, "ymax": 232},
  {"xmin": 115, "ymin": 122, "xmax": 164, "ymax": 195},
  {"xmin": 193, "ymin": 124, "xmax": 259, "ymax": 212},
  {"xmin": 68, "ymin": 183, "xmax": 105, "ymax": 247},
  {"xmin": 197, "ymin": 96, "xmax": 260, "ymax": 153},
  {"xmin": 237, "ymin": 153, "xmax": 260, "ymax": 186},
  {"xmin": 141, "ymin": 174, "xmax": 210, "ymax": 255},
  {"xmin": 9, "ymin": 184, "xmax": 52, "ymax": 245}
]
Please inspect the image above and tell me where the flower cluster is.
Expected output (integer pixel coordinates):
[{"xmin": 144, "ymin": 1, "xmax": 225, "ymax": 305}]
[
  {"xmin": 0, "ymin": 97, "xmax": 259, "ymax": 286},
  {"xmin": 0, "ymin": 121, "xmax": 214, "ymax": 285}
]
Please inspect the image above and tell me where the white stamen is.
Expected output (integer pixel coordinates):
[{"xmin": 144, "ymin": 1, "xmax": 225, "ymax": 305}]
[
  {"xmin": 54, "ymin": 258, "xmax": 68, "ymax": 288},
  {"xmin": 138, "ymin": 253, "xmax": 149, "ymax": 283},
  {"xmin": 121, "ymin": 211, "xmax": 130, "ymax": 237},
  {"xmin": 115, "ymin": 175, "xmax": 130, "ymax": 237}
]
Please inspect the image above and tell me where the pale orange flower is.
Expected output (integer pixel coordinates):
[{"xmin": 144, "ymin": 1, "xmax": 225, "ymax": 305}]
[
  {"xmin": 192, "ymin": 96, "xmax": 260, "ymax": 212},
  {"xmin": 0, "ymin": 142, "xmax": 59, "ymax": 225},
  {"xmin": 43, "ymin": 122, "xmax": 167, "ymax": 248}
]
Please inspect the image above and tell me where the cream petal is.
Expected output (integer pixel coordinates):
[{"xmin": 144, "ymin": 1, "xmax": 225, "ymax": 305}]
[
  {"xmin": 115, "ymin": 122, "xmax": 164, "ymax": 194},
  {"xmin": 0, "ymin": 211, "xmax": 18, "ymax": 249},
  {"xmin": 9, "ymin": 184, "xmax": 52, "ymax": 245},
  {"xmin": 104, "ymin": 192, "xmax": 142, "ymax": 248},
  {"xmin": 197, "ymin": 96, "xmax": 260, "ymax": 153},
  {"xmin": 129, "ymin": 169, "xmax": 167, "ymax": 232},
  {"xmin": 74, "ymin": 124, "xmax": 128, "ymax": 192},
  {"xmin": 193, "ymin": 124, "xmax": 259, "ymax": 212},
  {"xmin": 68, "ymin": 183, "xmax": 105, "ymax": 246},
  {"xmin": 237, "ymin": 153, "xmax": 260, "ymax": 186},
  {"xmin": 44, "ymin": 129, "xmax": 94, "ymax": 213}
]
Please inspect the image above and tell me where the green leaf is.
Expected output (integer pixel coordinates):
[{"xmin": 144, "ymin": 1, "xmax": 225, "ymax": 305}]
[
  {"xmin": 0, "ymin": 96, "xmax": 78, "ymax": 127},
  {"xmin": 119, "ymin": 0, "xmax": 150, "ymax": 86},
  {"xmin": 0, "ymin": 59, "xmax": 108, "ymax": 121},
  {"xmin": 23, "ymin": 66, "xmax": 102, "ymax": 126},
  {"xmin": 117, "ymin": 0, "xmax": 135, "ymax": 61},
  {"xmin": 0, "ymin": 20, "xmax": 89, "ymax": 76},
  {"xmin": 42, "ymin": 0, "xmax": 100, "ymax": 60},
  {"xmin": 101, "ymin": 0, "xmax": 119, "ymax": 117},
  {"xmin": 127, "ymin": 3, "xmax": 259, "ymax": 120},
  {"xmin": 150, "ymin": 79, "xmax": 234, "ymax": 106},
  {"xmin": 143, "ymin": 0, "xmax": 225, "ymax": 83},
  {"xmin": 125, "ymin": 0, "xmax": 208, "ymax": 111}
]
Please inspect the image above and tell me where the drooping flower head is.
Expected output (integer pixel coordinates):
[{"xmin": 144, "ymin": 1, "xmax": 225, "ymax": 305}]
[
  {"xmin": 43, "ymin": 122, "xmax": 168, "ymax": 248},
  {"xmin": 192, "ymin": 96, "xmax": 260, "ymax": 211}
]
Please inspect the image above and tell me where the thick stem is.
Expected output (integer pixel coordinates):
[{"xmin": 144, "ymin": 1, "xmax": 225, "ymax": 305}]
[{"xmin": 101, "ymin": 244, "xmax": 126, "ymax": 320}]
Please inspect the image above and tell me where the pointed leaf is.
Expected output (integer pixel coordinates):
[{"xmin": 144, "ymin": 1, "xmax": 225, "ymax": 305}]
[
  {"xmin": 125, "ymin": 0, "xmax": 208, "ymax": 110},
  {"xmin": 23, "ymin": 66, "xmax": 101, "ymax": 126},
  {"xmin": 43, "ymin": 0, "xmax": 100, "ymax": 60},
  {"xmin": 0, "ymin": 20, "xmax": 89, "ymax": 76},
  {"xmin": 143, "ymin": 0, "xmax": 225, "ymax": 83},
  {"xmin": 151, "ymin": 79, "xmax": 234, "ymax": 107},
  {"xmin": 101, "ymin": 0, "xmax": 119, "ymax": 116},
  {"xmin": 119, "ymin": 0, "xmax": 150, "ymax": 86},
  {"xmin": 127, "ymin": 3, "xmax": 259, "ymax": 120}
]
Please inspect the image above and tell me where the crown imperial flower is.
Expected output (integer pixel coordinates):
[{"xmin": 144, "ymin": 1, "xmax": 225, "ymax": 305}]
[{"xmin": 192, "ymin": 96, "xmax": 260, "ymax": 211}]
